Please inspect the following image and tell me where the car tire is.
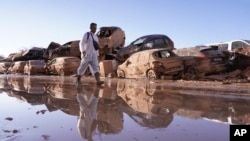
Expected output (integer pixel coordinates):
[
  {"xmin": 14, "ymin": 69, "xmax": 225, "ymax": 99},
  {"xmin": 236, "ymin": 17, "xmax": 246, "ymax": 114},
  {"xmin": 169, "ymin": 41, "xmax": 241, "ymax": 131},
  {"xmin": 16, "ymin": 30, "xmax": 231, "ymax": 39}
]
[
  {"xmin": 185, "ymin": 66, "xmax": 197, "ymax": 80},
  {"xmin": 147, "ymin": 69, "xmax": 158, "ymax": 80}
]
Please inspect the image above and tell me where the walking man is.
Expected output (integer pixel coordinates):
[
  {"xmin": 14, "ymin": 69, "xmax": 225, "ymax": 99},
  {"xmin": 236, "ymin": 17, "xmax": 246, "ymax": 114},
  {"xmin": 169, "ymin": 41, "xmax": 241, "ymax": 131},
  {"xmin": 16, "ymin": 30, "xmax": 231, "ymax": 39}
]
[{"xmin": 76, "ymin": 22, "xmax": 104, "ymax": 85}]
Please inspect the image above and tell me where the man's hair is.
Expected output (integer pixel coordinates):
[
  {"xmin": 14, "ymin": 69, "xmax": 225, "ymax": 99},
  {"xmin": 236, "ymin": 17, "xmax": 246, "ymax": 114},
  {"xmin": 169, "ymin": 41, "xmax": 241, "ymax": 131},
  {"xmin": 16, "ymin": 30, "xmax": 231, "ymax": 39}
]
[{"xmin": 90, "ymin": 22, "xmax": 97, "ymax": 27}]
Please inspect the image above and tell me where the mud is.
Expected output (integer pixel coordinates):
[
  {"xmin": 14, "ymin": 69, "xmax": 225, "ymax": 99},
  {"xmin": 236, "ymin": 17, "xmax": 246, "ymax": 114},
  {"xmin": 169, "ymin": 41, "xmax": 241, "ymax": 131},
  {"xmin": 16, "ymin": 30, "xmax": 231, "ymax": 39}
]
[{"xmin": 1, "ymin": 75, "xmax": 250, "ymax": 141}]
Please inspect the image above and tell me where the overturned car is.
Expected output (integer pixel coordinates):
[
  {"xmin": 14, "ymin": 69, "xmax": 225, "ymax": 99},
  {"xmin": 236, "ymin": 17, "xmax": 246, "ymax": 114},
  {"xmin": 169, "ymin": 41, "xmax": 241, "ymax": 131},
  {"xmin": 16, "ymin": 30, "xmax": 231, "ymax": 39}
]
[{"xmin": 97, "ymin": 26, "xmax": 126, "ymax": 61}]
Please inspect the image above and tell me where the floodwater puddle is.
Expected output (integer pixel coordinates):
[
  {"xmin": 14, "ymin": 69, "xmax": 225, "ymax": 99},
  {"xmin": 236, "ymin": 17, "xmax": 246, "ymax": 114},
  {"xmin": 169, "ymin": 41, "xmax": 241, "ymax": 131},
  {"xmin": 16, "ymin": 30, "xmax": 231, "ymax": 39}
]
[{"xmin": 1, "ymin": 75, "xmax": 250, "ymax": 141}]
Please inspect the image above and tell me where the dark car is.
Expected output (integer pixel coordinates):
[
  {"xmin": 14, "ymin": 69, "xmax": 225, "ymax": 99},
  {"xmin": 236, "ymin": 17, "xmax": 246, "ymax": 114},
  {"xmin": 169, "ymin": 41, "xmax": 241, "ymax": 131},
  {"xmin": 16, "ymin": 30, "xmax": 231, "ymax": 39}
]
[
  {"xmin": 173, "ymin": 46, "xmax": 228, "ymax": 79},
  {"xmin": 116, "ymin": 34, "xmax": 174, "ymax": 62},
  {"xmin": 12, "ymin": 47, "xmax": 45, "ymax": 61}
]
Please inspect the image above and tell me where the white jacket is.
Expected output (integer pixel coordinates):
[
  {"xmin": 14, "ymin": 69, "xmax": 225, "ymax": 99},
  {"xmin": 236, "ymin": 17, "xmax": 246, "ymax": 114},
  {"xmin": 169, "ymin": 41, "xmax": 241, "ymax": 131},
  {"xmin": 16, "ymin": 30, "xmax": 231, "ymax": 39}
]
[{"xmin": 79, "ymin": 32, "xmax": 99, "ymax": 57}]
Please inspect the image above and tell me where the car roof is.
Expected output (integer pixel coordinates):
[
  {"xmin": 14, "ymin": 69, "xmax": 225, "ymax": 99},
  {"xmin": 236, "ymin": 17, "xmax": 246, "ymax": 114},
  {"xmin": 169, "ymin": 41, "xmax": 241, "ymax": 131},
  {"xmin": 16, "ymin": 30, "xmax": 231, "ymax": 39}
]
[
  {"xmin": 132, "ymin": 48, "xmax": 172, "ymax": 56},
  {"xmin": 99, "ymin": 26, "xmax": 121, "ymax": 31},
  {"xmin": 137, "ymin": 34, "xmax": 169, "ymax": 40}
]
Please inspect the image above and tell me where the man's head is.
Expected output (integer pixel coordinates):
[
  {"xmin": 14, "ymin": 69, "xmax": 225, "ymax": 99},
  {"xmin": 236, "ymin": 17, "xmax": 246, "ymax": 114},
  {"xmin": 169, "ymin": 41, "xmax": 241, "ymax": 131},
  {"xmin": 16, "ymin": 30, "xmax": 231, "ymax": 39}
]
[{"xmin": 90, "ymin": 22, "xmax": 97, "ymax": 33}]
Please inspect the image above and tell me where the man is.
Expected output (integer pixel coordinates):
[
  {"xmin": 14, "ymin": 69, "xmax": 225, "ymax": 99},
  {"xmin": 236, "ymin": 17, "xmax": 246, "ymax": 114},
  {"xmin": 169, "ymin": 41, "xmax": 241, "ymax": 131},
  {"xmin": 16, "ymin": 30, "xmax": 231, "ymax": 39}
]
[{"xmin": 76, "ymin": 23, "xmax": 104, "ymax": 85}]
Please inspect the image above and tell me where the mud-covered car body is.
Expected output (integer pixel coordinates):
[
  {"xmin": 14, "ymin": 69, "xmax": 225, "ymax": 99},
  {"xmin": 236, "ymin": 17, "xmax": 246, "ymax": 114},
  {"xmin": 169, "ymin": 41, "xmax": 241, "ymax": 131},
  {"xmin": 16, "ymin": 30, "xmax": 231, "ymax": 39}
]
[
  {"xmin": 7, "ymin": 61, "xmax": 27, "ymax": 74},
  {"xmin": 97, "ymin": 26, "xmax": 125, "ymax": 60},
  {"xmin": 117, "ymin": 48, "xmax": 183, "ymax": 79},
  {"xmin": 116, "ymin": 34, "xmax": 174, "ymax": 62},
  {"xmin": 24, "ymin": 60, "xmax": 45, "ymax": 75},
  {"xmin": 12, "ymin": 47, "xmax": 45, "ymax": 61},
  {"xmin": 45, "ymin": 57, "xmax": 80, "ymax": 75},
  {"xmin": 173, "ymin": 46, "xmax": 228, "ymax": 77},
  {"xmin": 48, "ymin": 40, "xmax": 81, "ymax": 60},
  {"xmin": 0, "ymin": 62, "xmax": 12, "ymax": 74}
]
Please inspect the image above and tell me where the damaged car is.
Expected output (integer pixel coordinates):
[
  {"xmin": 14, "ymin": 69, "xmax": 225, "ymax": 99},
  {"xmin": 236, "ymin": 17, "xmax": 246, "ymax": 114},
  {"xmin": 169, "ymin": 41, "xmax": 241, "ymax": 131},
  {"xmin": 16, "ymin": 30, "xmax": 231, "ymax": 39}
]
[
  {"xmin": 45, "ymin": 57, "xmax": 81, "ymax": 76},
  {"xmin": 97, "ymin": 26, "xmax": 126, "ymax": 61},
  {"xmin": 117, "ymin": 48, "xmax": 183, "ymax": 80},
  {"xmin": 173, "ymin": 46, "xmax": 228, "ymax": 79},
  {"xmin": 116, "ymin": 34, "xmax": 174, "ymax": 62},
  {"xmin": 48, "ymin": 40, "xmax": 81, "ymax": 60},
  {"xmin": 12, "ymin": 47, "xmax": 45, "ymax": 61}
]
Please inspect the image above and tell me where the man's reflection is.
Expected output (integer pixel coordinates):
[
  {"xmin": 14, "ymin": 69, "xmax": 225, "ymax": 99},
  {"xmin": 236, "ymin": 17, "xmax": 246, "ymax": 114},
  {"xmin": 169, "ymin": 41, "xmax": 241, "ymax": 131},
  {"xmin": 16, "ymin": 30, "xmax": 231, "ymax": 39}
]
[{"xmin": 77, "ymin": 85, "xmax": 100, "ymax": 141}]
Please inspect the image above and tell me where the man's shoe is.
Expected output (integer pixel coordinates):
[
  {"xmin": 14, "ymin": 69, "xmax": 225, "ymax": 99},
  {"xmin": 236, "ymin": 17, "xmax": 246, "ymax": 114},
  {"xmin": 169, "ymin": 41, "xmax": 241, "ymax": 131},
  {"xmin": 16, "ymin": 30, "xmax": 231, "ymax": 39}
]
[{"xmin": 96, "ymin": 81, "xmax": 104, "ymax": 86}]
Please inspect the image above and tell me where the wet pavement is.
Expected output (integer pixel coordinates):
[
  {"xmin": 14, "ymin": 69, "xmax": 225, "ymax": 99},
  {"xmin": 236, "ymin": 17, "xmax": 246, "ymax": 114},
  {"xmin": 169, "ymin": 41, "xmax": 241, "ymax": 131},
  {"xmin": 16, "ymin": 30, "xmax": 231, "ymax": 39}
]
[{"xmin": 1, "ymin": 75, "xmax": 250, "ymax": 141}]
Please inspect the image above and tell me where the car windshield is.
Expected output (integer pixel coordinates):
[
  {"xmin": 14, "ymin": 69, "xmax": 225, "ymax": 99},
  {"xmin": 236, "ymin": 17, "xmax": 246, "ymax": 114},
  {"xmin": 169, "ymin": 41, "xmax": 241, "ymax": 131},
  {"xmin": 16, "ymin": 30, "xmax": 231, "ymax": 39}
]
[
  {"xmin": 243, "ymin": 40, "xmax": 250, "ymax": 45},
  {"xmin": 132, "ymin": 38, "xmax": 146, "ymax": 46}
]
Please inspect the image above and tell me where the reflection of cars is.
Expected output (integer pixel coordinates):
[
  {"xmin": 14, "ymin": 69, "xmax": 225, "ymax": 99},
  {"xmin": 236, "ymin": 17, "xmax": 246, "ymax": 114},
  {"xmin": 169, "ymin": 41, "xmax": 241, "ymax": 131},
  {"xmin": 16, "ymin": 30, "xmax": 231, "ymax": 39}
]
[
  {"xmin": 173, "ymin": 46, "xmax": 228, "ymax": 78},
  {"xmin": 97, "ymin": 26, "xmax": 125, "ymax": 61},
  {"xmin": 117, "ymin": 49, "xmax": 183, "ymax": 79},
  {"xmin": 45, "ymin": 57, "xmax": 80, "ymax": 75},
  {"xmin": 117, "ymin": 80, "xmax": 178, "ymax": 128},
  {"xmin": 116, "ymin": 34, "xmax": 174, "ymax": 62}
]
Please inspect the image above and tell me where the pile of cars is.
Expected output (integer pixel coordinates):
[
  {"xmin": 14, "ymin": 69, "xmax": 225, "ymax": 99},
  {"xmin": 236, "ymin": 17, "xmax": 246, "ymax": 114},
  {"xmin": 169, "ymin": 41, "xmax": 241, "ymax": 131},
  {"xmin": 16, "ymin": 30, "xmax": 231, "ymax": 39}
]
[{"xmin": 0, "ymin": 26, "xmax": 250, "ymax": 81}]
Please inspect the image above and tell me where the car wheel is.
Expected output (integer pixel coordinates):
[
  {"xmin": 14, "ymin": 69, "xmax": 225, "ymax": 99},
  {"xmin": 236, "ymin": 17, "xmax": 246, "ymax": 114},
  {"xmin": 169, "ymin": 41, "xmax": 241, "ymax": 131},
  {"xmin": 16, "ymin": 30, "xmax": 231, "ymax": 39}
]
[
  {"xmin": 117, "ymin": 69, "xmax": 125, "ymax": 78},
  {"xmin": 185, "ymin": 66, "xmax": 197, "ymax": 80},
  {"xmin": 173, "ymin": 71, "xmax": 183, "ymax": 80},
  {"xmin": 147, "ymin": 69, "xmax": 158, "ymax": 80}
]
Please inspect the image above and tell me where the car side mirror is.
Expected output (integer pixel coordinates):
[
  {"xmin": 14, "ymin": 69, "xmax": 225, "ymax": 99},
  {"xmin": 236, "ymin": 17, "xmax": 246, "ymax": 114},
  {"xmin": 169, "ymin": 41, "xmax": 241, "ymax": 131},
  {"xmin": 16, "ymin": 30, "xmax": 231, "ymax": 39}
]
[{"xmin": 145, "ymin": 43, "xmax": 153, "ymax": 48}]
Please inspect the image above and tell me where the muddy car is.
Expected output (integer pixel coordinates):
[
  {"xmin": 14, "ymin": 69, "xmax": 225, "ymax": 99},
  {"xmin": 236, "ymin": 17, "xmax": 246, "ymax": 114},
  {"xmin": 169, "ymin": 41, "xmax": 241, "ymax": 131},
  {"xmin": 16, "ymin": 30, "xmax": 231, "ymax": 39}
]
[
  {"xmin": 48, "ymin": 40, "xmax": 81, "ymax": 60},
  {"xmin": 173, "ymin": 46, "xmax": 228, "ymax": 79},
  {"xmin": 24, "ymin": 60, "xmax": 46, "ymax": 75},
  {"xmin": 97, "ymin": 26, "xmax": 125, "ymax": 61},
  {"xmin": 116, "ymin": 34, "xmax": 174, "ymax": 62},
  {"xmin": 43, "ymin": 41, "xmax": 61, "ymax": 60},
  {"xmin": 117, "ymin": 48, "xmax": 183, "ymax": 80},
  {"xmin": 0, "ymin": 62, "xmax": 12, "ymax": 74},
  {"xmin": 45, "ymin": 57, "xmax": 80, "ymax": 75},
  {"xmin": 7, "ymin": 61, "xmax": 27, "ymax": 74},
  {"xmin": 12, "ymin": 47, "xmax": 45, "ymax": 61},
  {"xmin": 0, "ymin": 53, "xmax": 16, "ymax": 62}
]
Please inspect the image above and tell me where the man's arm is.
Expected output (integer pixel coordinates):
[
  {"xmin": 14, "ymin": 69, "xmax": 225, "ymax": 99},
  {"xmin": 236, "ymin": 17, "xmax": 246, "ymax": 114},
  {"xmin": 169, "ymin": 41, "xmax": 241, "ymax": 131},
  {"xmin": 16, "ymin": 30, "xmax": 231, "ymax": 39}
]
[{"xmin": 79, "ymin": 32, "xmax": 88, "ymax": 57}]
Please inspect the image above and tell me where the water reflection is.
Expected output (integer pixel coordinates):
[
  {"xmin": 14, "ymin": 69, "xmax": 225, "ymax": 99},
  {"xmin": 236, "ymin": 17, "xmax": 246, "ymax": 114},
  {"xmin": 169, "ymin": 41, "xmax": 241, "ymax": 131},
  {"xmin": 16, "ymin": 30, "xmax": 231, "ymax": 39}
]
[{"xmin": 0, "ymin": 76, "xmax": 250, "ymax": 140}]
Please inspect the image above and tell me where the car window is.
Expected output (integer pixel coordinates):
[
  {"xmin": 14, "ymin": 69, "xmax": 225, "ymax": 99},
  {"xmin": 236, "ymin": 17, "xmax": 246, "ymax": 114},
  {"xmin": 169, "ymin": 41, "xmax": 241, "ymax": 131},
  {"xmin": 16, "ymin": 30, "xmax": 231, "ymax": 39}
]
[
  {"xmin": 155, "ymin": 50, "xmax": 172, "ymax": 58},
  {"xmin": 232, "ymin": 41, "xmax": 249, "ymax": 50},
  {"xmin": 201, "ymin": 49, "xmax": 222, "ymax": 57},
  {"xmin": 153, "ymin": 38, "xmax": 165, "ymax": 47},
  {"xmin": 132, "ymin": 38, "xmax": 146, "ymax": 46}
]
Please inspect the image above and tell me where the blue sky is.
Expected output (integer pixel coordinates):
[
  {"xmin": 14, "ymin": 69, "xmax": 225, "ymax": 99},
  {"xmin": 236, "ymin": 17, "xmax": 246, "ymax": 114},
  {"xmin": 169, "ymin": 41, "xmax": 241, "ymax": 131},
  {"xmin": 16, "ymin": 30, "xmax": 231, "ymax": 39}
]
[{"xmin": 0, "ymin": 0, "xmax": 250, "ymax": 57}]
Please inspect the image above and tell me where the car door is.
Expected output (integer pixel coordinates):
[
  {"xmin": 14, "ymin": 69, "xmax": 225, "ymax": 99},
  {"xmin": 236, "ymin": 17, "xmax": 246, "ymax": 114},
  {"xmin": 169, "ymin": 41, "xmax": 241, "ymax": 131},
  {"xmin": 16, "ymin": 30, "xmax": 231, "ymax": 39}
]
[
  {"xmin": 136, "ymin": 52, "xmax": 149, "ymax": 76},
  {"xmin": 154, "ymin": 50, "xmax": 183, "ymax": 70},
  {"xmin": 124, "ymin": 54, "xmax": 139, "ymax": 77}
]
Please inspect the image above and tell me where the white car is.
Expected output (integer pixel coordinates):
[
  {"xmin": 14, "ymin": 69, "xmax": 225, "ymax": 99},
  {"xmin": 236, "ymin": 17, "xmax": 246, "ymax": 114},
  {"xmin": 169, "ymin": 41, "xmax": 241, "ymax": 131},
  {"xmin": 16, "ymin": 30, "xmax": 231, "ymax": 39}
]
[{"xmin": 206, "ymin": 39, "xmax": 250, "ymax": 51}]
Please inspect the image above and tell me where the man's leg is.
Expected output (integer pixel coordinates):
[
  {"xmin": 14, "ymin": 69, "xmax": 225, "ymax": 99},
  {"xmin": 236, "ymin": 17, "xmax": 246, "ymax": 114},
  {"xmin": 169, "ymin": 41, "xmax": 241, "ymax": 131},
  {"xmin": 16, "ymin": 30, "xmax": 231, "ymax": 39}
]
[
  {"xmin": 90, "ymin": 55, "xmax": 104, "ymax": 85},
  {"xmin": 76, "ymin": 58, "xmax": 89, "ymax": 84}
]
